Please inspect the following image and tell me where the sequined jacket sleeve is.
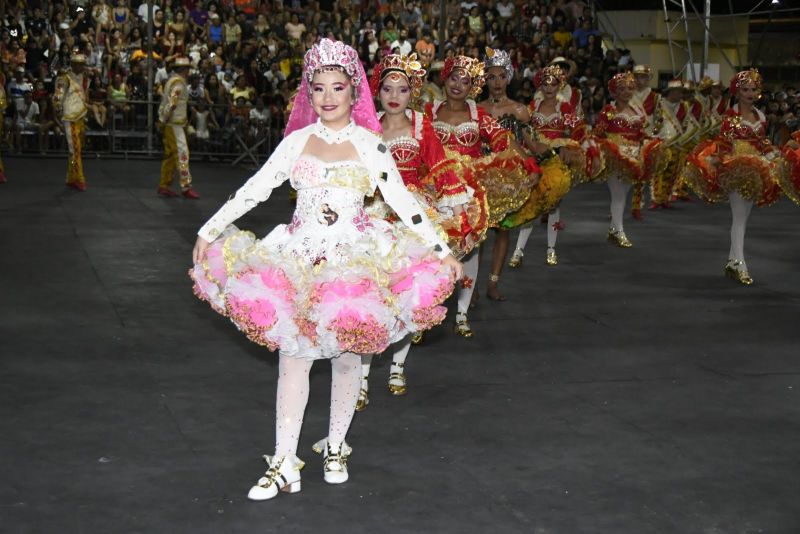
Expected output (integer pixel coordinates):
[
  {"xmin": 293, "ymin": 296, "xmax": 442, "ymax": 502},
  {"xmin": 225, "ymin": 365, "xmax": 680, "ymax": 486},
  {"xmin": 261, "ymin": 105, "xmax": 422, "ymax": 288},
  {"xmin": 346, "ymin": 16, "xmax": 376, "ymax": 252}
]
[
  {"xmin": 477, "ymin": 106, "xmax": 512, "ymax": 152},
  {"xmin": 419, "ymin": 116, "xmax": 468, "ymax": 207},
  {"xmin": 197, "ymin": 128, "xmax": 302, "ymax": 241},
  {"xmin": 355, "ymin": 127, "xmax": 451, "ymax": 259}
]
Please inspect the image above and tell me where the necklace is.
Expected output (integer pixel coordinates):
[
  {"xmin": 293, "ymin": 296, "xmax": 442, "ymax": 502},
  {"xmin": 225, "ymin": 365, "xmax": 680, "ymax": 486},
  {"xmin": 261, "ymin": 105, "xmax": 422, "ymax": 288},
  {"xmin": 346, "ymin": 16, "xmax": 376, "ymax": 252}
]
[
  {"xmin": 491, "ymin": 96, "xmax": 506, "ymax": 104},
  {"xmin": 314, "ymin": 119, "xmax": 356, "ymax": 144}
]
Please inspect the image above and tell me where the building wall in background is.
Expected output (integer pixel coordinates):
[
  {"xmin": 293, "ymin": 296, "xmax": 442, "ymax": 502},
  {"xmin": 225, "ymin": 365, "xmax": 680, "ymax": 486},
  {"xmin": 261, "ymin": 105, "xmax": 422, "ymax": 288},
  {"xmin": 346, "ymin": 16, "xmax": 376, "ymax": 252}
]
[{"xmin": 598, "ymin": 10, "xmax": 748, "ymax": 87}]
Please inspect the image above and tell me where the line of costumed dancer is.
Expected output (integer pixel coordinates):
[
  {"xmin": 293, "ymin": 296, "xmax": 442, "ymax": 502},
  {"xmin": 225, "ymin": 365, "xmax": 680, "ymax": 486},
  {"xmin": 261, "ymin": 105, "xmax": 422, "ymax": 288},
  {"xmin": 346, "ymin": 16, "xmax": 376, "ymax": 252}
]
[
  {"xmin": 188, "ymin": 34, "xmax": 797, "ymax": 500},
  {"xmin": 356, "ymin": 53, "xmax": 487, "ymax": 408}
]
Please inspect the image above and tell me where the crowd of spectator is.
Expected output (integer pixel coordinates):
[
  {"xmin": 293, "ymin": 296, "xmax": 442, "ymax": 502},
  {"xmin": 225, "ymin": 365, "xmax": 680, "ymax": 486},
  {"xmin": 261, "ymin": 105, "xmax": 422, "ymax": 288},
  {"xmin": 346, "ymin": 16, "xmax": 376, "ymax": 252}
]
[{"xmin": 1, "ymin": 0, "xmax": 797, "ymax": 155}]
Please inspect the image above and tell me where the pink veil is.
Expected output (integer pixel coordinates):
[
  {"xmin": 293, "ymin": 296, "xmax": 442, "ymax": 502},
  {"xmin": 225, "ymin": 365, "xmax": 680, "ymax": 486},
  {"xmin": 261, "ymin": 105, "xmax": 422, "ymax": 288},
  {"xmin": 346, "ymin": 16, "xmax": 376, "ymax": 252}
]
[{"xmin": 285, "ymin": 59, "xmax": 382, "ymax": 136}]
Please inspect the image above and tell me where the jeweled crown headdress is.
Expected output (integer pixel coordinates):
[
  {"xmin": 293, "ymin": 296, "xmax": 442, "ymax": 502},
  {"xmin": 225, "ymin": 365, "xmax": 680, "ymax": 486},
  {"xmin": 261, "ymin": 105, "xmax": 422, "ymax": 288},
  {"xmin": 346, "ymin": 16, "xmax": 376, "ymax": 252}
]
[
  {"xmin": 533, "ymin": 64, "xmax": 566, "ymax": 89},
  {"xmin": 729, "ymin": 69, "xmax": 762, "ymax": 96},
  {"xmin": 369, "ymin": 53, "xmax": 426, "ymax": 98},
  {"xmin": 441, "ymin": 55, "xmax": 485, "ymax": 98},
  {"xmin": 303, "ymin": 38, "xmax": 363, "ymax": 87},
  {"xmin": 483, "ymin": 47, "xmax": 513, "ymax": 83},
  {"xmin": 608, "ymin": 72, "xmax": 635, "ymax": 97}
]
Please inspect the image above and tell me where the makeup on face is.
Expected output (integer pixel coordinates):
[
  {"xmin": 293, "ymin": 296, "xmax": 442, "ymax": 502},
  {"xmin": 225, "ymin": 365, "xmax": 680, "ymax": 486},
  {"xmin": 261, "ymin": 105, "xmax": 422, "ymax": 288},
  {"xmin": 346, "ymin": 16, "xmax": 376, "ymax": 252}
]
[
  {"xmin": 379, "ymin": 74, "xmax": 412, "ymax": 113},
  {"xmin": 311, "ymin": 69, "xmax": 354, "ymax": 126}
]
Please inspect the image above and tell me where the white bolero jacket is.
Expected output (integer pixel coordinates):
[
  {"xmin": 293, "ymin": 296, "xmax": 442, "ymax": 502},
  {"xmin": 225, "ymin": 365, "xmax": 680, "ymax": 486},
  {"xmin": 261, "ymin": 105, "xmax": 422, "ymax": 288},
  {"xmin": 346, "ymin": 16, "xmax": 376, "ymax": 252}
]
[{"xmin": 197, "ymin": 120, "xmax": 452, "ymax": 259}]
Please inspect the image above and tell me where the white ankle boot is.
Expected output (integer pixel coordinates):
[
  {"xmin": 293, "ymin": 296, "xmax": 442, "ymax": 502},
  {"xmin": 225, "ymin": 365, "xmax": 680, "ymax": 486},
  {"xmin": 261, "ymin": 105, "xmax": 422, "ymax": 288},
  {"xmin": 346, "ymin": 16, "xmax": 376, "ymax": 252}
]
[
  {"xmin": 312, "ymin": 438, "xmax": 352, "ymax": 484},
  {"xmin": 247, "ymin": 454, "xmax": 304, "ymax": 501}
]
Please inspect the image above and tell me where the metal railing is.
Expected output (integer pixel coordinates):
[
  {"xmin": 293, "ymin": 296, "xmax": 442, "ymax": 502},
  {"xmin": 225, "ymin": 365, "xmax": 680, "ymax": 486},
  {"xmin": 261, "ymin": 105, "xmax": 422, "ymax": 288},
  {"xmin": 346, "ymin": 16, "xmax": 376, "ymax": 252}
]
[{"xmin": 6, "ymin": 100, "xmax": 280, "ymax": 166}]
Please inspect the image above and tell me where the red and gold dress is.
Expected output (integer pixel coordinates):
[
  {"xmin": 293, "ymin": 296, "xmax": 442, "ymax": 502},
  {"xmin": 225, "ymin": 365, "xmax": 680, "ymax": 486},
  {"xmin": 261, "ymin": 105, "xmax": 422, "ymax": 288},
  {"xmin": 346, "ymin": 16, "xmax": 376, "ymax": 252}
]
[
  {"xmin": 531, "ymin": 100, "xmax": 601, "ymax": 182},
  {"xmin": 425, "ymin": 99, "xmax": 538, "ymax": 227},
  {"xmin": 498, "ymin": 101, "xmax": 596, "ymax": 229},
  {"xmin": 779, "ymin": 130, "xmax": 800, "ymax": 205},
  {"xmin": 683, "ymin": 105, "xmax": 783, "ymax": 206},
  {"xmin": 707, "ymin": 94, "xmax": 730, "ymax": 137},
  {"xmin": 378, "ymin": 109, "xmax": 489, "ymax": 258},
  {"xmin": 594, "ymin": 103, "xmax": 666, "ymax": 185}
]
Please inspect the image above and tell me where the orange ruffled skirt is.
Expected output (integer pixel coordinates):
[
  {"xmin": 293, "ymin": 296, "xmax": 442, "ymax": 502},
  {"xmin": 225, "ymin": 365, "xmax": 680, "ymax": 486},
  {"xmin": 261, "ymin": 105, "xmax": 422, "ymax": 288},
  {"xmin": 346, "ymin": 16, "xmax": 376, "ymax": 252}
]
[
  {"xmin": 597, "ymin": 135, "xmax": 666, "ymax": 185},
  {"xmin": 779, "ymin": 142, "xmax": 800, "ymax": 205},
  {"xmin": 683, "ymin": 139, "xmax": 782, "ymax": 206}
]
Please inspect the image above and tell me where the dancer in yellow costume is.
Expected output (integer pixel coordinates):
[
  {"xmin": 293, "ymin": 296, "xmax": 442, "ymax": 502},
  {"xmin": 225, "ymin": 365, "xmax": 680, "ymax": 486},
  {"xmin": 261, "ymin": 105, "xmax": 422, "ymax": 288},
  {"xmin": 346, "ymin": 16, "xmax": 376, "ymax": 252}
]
[
  {"xmin": 158, "ymin": 57, "xmax": 199, "ymax": 199},
  {"xmin": 648, "ymin": 79, "xmax": 695, "ymax": 209},
  {"xmin": 629, "ymin": 65, "xmax": 660, "ymax": 219},
  {"xmin": 53, "ymin": 54, "xmax": 89, "ymax": 191}
]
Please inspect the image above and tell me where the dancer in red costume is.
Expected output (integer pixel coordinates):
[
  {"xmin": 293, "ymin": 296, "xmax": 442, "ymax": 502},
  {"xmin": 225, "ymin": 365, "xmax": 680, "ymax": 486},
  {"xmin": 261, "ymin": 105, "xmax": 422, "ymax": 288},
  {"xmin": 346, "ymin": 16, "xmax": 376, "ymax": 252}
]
[
  {"xmin": 506, "ymin": 64, "xmax": 600, "ymax": 267},
  {"xmin": 425, "ymin": 55, "xmax": 539, "ymax": 337},
  {"xmin": 683, "ymin": 69, "xmax": 784, "ymax": 285},
  {"xmin": 356, "ymin": 53, "xmax": 487, "ymax": 409},
  {"xmin": 594, "ymin": 72, "xmax": 666, "ymax": 248},
  {"xmin": 780, "ymin": 130, "xmax": 800, "ymax": 206}
]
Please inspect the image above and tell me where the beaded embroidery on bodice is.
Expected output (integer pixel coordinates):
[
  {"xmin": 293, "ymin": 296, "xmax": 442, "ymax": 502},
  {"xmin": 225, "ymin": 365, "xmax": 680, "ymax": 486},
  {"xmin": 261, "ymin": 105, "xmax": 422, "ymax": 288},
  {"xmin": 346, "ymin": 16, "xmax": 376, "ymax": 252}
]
[
  {"xmin": 432, "ymin": 120, "xmax": 481, "ymax": 148},
  {"xmin": 285, "ymin": 156, "xmax": 375, "ymax": 258},
  {"xmin": 386, "ymin": 135, "xmax": 420, "ymax": 165}
]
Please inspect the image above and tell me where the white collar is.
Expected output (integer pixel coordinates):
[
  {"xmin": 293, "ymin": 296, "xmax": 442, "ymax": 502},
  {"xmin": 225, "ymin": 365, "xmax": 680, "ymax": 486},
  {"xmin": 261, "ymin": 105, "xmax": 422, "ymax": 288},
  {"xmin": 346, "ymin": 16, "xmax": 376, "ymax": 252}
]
[{"xmin": 314, "ymin": 118, "xmax": 356, "ymax": 144}]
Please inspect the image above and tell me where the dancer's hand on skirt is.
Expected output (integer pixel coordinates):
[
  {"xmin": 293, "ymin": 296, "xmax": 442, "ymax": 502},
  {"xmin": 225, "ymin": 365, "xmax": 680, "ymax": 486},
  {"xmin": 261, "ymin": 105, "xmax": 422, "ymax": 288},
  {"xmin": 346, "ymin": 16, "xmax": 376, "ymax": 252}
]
[
  {"xmin": 192, "ymin": 236, "xmax": 210, "ymax": 264},
  {"xmin": 443, "ymin": 254, "xmax": 464, "ymax": 282}
]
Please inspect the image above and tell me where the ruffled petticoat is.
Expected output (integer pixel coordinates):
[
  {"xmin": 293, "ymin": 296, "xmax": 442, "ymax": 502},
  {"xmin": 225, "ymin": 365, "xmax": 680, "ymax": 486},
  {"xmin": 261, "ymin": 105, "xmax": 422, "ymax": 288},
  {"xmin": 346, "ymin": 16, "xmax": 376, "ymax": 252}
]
[
  {"xmin": 597, "ymin": 134, "xmax": 666, "ymax": 185},
  {"xmin": 365, "ymin": 180, "xmax": 487, "ymax": 261},
  {"xmin": 190, "ymin": 193, "xmax": 455, "ymax": 360},
  {"xmin": 445, "ymin": 147, "xmax": 536, "ymax": 228},
  {"xmin": 499, "ymin": 156, "xmax": 572, "ymax": 229},
  {"xmin": 779, "ymin": 141, "xmax": 800, "ymax": 205},
  {"xmin": 683, "ymin": 139, "xmax": 783, "ymax": 206},
  {"xmin": 546, "ymin": 138, "xmax": 604, "ymax": 185}
]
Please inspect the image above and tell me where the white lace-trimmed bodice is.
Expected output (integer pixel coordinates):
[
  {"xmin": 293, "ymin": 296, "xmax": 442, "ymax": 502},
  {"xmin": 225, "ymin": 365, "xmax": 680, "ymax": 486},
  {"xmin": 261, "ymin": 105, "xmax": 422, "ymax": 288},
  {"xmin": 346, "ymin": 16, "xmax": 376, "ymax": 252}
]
[
  {"xmin": 197, "ymin": 121, "xmax": 451, "ymax": 259},
  {"xmin": 277, "ymin": 156, "xmax": 382, "ymax": 265}
]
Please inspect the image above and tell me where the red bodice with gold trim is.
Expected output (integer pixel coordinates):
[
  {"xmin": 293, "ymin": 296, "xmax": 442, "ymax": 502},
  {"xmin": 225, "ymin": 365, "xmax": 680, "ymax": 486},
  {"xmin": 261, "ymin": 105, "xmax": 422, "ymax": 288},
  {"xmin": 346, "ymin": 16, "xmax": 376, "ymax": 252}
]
[
  {"xmin": 383, "ymin": 110, "xmax": 466, "ymax": 198},
  {"xmin": 718, "ymin": 106, "xmax": 772, "ymax": 154},
  {"xmin": 425, "ymin": 100, "xmax": 511, "ymax": 158},
  {"xmin": 530, "ymin": 100, "xmax": 587, "ymax": 143},
  {"xmin": 593, "ymin": 103, "xmax": 648, "ymax": 142}
]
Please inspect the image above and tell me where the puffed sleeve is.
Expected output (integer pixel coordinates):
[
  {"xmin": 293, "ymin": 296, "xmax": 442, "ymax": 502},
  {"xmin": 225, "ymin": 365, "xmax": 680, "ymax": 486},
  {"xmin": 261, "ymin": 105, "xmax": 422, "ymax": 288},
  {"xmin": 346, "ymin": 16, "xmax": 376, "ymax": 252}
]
[
  {"xmin": 419, "ymin": 117, "xmax": 468, "ymax": 207},
  {"xmin": 197, "ymin": 133, "xmax": 297, "ymax": 242},
  {"xmin": 361, "ymin": 132, "xmax": 451, "ymax": 259}
]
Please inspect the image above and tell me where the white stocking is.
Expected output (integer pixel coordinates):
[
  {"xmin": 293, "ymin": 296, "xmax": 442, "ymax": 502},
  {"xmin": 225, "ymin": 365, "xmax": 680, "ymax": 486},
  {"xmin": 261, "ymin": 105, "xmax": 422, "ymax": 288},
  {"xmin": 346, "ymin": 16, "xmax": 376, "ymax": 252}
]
[
  {"xmin": 359, "ymin": 355, "xmax": 372, "ymax": 392},
  {"xmin": 275, "ymin": 355, "xmax": 314, "ymax": 457},
  {"xmin": 515, "ymin": 223, "xmax": 534, "ymax": 252},
  {"xmin": 729, "ymin": 192, "xmax": 753, "ymax": 266},
  {"xmin": 391, "ymin": 339, "xmax": 412, "ymax": 370},
  {"xmin": 547, "ymin": 208, "xmax": 561, "ymax": 249},
  {"xmin": 457, "ymin": 250, "xmax": 480, "ymax": 315},
  {"xmin": 608, "ymin": 176, "xmax": 631, "ymax": 232},
  {"xmin": 328, "ymin": 352, "xmax": 362, "ymax": 445}
]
